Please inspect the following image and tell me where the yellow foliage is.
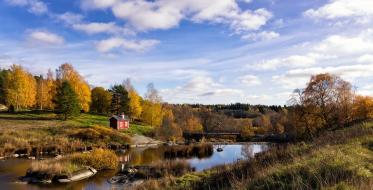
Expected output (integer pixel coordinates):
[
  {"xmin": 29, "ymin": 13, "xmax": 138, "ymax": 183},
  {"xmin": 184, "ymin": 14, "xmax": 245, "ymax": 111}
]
[
  {"xmin": 353, "ymin": 95, "xmax": 373, "ymax": 120},
  {"xmin": 185, "ymin": 116, "xmax": 203, "ymax": 133},
  {"xmin": 56, "ymin": 63, "xmax": 91, "ymax": 112},
  {"xmin": 4, "ymin": 65, "xmax": 36, "ymax": 110},
  {"xmin": 141, "ymin": 100, "xmax": 163, "ymax": 127},
  {"xmin": 128, "ymin": 90, "xmax": 142, "ymax": 119},
  {"xmin": 36, "ymin": 70, "xmax": 56, "ymax": 110}
]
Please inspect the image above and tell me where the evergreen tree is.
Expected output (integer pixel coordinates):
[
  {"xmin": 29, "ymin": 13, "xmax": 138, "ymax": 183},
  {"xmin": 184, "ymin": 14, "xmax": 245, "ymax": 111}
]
[
  {"xmin": 110, "ymin": 85, "xmax": 129, "ymax": 115},
  {"xmin": 90, "ymin": 87, "xmax": 112, "ymax": 114},
  {"xmin": 0, "ymin": 69, "xmax": 8, "ymax": 105},
  {"xmin": 55, "ymin": 81, "xmax": 81, "ymax": 120}
]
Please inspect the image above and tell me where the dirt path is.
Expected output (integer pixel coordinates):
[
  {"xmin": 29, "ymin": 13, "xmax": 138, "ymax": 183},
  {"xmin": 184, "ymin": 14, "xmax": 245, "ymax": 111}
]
[{"xmin": 129, "ymin": 134, "xmax": 163, "ymax": 147}]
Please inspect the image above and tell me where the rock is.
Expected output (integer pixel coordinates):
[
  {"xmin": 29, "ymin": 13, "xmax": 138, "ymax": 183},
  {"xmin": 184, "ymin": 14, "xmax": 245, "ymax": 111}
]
[{"xmin": 54, "ymin": 155, "xmax": 62, "ymax": 159}]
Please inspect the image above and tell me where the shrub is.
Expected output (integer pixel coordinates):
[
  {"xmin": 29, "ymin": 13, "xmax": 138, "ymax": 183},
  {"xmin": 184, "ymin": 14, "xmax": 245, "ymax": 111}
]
[{"xmin": 70, "ymin": 148, "xmax": 118, "ymax": 170}]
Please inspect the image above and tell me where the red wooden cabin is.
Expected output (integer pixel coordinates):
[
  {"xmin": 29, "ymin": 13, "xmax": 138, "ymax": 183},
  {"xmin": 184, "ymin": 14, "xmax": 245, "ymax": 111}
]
[{"xmin": 109, "ymin": 114, "xmax": 129, "ymax": 130}]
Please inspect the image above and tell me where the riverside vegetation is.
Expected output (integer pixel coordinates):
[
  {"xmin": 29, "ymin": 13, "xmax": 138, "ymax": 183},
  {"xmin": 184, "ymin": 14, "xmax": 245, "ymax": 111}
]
[{"xmin": 136, "ymin": 121, "xmax": 373, "ymax": 190}]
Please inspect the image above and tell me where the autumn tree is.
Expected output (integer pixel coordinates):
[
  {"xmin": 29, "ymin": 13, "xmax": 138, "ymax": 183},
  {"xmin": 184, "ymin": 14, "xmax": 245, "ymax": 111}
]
[
  {"xmin": 157, "ymin": 109, "xmax": 182, "ymax": 141},
  {"xmin": 90, "ymin": 87, "xmax": 112, "ymax": 114},
  {"xmin": 44, "ymin": 69, "xmax": 57, "ymax": 110},
  {"xmin": 123, "ymin": 78, "xmax": 142, "ymax": 120},
  {"xmin": 185, "ymin": 116, "xmax": 203, "ymax": 133},
  {"xmin": 141, "ymin": 83, "xmax": 163, "ymax": 127},
  {"xmin": 56, "ymin": 63, "xmax": 91, "ymax": 112},
  {"xmin": 55, "ymin": 81, "xmax": 81, "ymax": 120},
  {"xmin": 110, "ymin": 85, "xmax": 129, "ymax": 115},
  {"xmin": 289, "ymin": 73, "xmax": 354, "ymax": 138},
  {"xmin": 352, "ymin": 95, "xmax": 373, "ymax": 121},
  {"xmin": 3, "ymin": 65, "xmax": 36, "ymax": 111},
  {"xmin": 171, "ymin": 105, "xmax": 203, "ymax": 133}
]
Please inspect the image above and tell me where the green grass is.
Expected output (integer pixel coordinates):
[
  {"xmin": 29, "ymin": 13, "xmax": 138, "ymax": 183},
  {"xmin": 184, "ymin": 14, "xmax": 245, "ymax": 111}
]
[
  {"xmin": 127, "ymin": 123, "xmax": 154, "ymax": 136},
  {"xmin": 67, "ymin": 114, "xmax": 109, "ymax": 127}
]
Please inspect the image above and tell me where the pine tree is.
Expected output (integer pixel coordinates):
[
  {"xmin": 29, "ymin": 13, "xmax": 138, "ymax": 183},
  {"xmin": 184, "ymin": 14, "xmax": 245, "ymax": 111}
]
[
  {"xmin": 56, "ymin": 63, "xmax": 91, "ymax": 112},
  {"xmin": 55, "ymin": 81, "xmax": 81, "ymax": 120},
  {"xmin": 110, "ymin": 85, "xmax": 129, "ymax": 115},
  {"xmin": 90, "ymin": 87, "xmax": 112, "ymax": 114}
]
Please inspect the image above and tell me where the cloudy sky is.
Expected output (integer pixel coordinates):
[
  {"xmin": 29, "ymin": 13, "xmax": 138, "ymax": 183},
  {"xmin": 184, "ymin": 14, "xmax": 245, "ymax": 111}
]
[{"xmin": 1, "ymin": 0, "xmax": 373, "ymax": 105}]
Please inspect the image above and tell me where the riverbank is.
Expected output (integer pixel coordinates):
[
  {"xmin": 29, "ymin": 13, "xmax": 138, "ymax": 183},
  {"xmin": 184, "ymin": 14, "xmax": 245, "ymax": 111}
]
[
  {"xmin": 0, "ymin": 112, "xmax": 157, "ymax": 157},
  {"xmin": 136, "ymin": 121, "xmax": 373, "ymax": 190},
  {"xmin": 21, "ymin": 149, "xmax": 117, "ymax": 184}
]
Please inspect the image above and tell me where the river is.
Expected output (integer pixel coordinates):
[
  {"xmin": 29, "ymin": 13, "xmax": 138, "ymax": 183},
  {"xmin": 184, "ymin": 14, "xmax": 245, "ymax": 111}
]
[{"xmin": 0, "ymin": 143, "xmax": 268, "ymax": 190}]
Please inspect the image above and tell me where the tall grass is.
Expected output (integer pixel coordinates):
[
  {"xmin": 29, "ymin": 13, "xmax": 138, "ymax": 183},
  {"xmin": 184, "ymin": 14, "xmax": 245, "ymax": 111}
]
[
  {"xmin": 136, "ymin": 122, "xmax": 373, "ymax": 190},
  {"xmin": 27, "ymin": 148, "xmax": 118, "ymax": 181}
]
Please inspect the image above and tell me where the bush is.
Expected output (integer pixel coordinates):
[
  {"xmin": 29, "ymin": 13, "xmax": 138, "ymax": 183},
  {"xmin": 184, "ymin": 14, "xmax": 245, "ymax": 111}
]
[{"xmin": 70, "ymin": 148, "xmax": 118, "ymax": 170}]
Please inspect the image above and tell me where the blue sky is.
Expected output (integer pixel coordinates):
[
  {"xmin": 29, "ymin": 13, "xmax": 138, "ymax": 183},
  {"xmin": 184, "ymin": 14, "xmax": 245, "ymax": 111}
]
[{"xmin": 1, "ymin": 0, "xmax": 373, "ymax": 105}]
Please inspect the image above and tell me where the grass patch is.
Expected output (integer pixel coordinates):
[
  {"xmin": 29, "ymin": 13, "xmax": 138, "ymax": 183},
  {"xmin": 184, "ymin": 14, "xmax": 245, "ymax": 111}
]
[
  {"xmin": 27, "ymin": 149, "xmax": 118, "ymax": 181},
  {"xmin": 126, "ymin": 123, "xmax": 154, "ymax": 136}
]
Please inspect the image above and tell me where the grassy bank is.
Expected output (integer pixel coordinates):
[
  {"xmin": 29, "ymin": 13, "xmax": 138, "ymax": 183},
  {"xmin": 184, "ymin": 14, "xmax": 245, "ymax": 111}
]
[
  {"xmin": 0, "ymin": 112, "xmax": 133, "ymax": 157},
  {"xmin": 27, "ymin": 149, "xmax": 118, "ymax": 181},
  {"xmin": 136, "ymin": 122, "xmax": 373, "ymax": 190}
]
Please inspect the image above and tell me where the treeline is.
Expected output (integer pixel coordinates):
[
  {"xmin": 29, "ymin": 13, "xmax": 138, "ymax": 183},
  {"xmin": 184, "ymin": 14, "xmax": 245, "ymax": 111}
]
[
  {"xmin": 160, "ymin": 73, "xmax": 373, "ymax": 141},
  {"xmin": 1, "ymin": 64, "xmax": 372, "ymax": 141},
  {"xmin": 0, "ymin": 64, "xmax": 163, "ymax": 124}
]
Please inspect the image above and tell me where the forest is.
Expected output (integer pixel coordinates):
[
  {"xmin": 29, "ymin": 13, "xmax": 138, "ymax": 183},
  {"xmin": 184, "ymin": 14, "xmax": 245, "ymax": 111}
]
[{"xmin": 1, "ymin": 64, "xmax": 373, "ymax": 142}]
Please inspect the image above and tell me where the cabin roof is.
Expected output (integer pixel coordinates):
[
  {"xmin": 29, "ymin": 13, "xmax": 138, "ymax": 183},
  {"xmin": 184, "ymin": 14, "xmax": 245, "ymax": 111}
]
[{"xmin": 110, "ymin": 115, "xmax": 129, "ymax": 121}]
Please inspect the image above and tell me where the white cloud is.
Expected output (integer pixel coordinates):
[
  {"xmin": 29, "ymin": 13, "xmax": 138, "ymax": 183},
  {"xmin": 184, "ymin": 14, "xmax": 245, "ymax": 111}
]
[
  {"xmin": 241, "ymin": 31, "xmax": 279, "ymax": 41},
  {"xmin": 96, "ymin": 37, "xmax": 159, "ymax": 53},
  {"xmin": 304, "ymin": 0, "xmax": 373, "ymax": 20},
  {"xmin": 273, "ymin": 64, "xmax": 373, "ymax": 89},
  {"xmin": 56, "ymin": 12, "xmax": 83, "ymax": 25},
  {"xmin": 253, "ymin": 28, "xmax": 373, "ymax": 71},
  {"xmin": 72, "ymin": 22, "xmax": 121, "ymax": 34},
  {"xmin": 358, "ymin": 84, "xmax": 373, "ymax": 96},
  {"xmin": 358, "ymin": 54, "xmax": 373, "ymax": 63},
  {"xmin": 313, "ymin": 32, "xmax": 373, "ymax": 55},
  {"xmin": 161, "ymin": 75, "xmax": 244, "ymax": 103},
  {"xmin": 82, "ymin": 0, "xmax": 272, "ymax": 35},
  {"xmin": 6, "ymin": 0, "xmax": 48, "ymax": 15},
  {"xmin": 239, "ymin": 75, "xmax": 261, "ymax": 86},
  {"xmin": 81, "ymin": 0, "xmax": 118, "ymax": 10},
  {"xmin": 253, "ymin": 53, "xmax": 324, "ymax": 70},
  {"xmin": 27, "ymin": 30, "xmax": 64, "ymax": 45}
]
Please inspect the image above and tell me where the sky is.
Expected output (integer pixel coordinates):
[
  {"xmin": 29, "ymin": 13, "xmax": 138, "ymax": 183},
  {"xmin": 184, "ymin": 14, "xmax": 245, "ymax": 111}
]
[{"xmin": 0, "ymin": 0, "xmax": 373, "ymax": 105}]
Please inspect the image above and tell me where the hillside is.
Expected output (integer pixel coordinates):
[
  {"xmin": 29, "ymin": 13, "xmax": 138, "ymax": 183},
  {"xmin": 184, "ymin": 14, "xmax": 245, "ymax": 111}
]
[
  {"xmin": 0, "ymin": 112, "xmax": 154, "ymax": 157},
  {"xmin": 137, "ymin": 121, "xmax": 373, "ymax": 190}
]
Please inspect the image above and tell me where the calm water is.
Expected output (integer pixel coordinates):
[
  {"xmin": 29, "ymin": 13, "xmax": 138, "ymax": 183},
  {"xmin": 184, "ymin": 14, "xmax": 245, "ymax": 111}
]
[{"xmin": 0, "ymin": 143, "xmax": 268, "ymax": 190}]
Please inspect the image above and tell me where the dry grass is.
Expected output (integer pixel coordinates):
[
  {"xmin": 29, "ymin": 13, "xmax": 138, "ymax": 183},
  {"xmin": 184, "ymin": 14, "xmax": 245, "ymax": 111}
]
[
  {"xmin": 28, "ymin": 148, "xmax": 118, "ymax": 180},
  {"xmin": 136, "ymin": 122, "xmax": 373, "ymax": 190},
  {"xmin": 0, "ymin": 113, "xmax": 131, "ymax": 157},
  {"xmin": 70, "ymin": 148, "xmax": 118, "ymax": 170}
]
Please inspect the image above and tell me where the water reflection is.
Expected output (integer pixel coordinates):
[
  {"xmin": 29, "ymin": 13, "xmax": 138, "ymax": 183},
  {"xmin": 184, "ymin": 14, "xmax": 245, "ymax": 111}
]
[{"xmin": 0, "ymin": 143, "xmax": 268, "ymax": 190}]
